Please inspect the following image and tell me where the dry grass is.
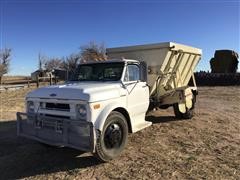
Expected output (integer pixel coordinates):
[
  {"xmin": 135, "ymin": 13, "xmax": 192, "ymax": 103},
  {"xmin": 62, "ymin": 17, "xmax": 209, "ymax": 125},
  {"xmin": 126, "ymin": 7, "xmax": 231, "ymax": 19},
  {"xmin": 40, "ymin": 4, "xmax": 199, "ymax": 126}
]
[
  {"xmin": 0, "ymin": 86, "xmax": 35, "ymax": 120},
  {"xmin": 0, "ymin": 86, "xmax": 239, "ymax": 179}
]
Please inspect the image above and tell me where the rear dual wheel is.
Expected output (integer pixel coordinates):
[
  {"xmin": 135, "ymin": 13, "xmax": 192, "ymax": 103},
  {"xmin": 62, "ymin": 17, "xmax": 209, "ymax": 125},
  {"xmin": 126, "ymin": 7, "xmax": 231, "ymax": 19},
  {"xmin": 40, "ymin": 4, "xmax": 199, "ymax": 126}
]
[
  {"xmin": 95, "ymin": 111, "xmax": 128, "ymax": 162},
  {"xmin": 173, "ymin": 94, "xmax": 196, "ymax": 119}
]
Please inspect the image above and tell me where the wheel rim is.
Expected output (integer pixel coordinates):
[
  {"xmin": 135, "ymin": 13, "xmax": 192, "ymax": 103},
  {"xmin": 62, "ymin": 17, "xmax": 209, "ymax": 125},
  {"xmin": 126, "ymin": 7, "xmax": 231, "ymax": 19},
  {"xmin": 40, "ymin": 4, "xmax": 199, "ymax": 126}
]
[{"xmin": 104, "ymin": 123, "xmax": 123, "ymax": 149}]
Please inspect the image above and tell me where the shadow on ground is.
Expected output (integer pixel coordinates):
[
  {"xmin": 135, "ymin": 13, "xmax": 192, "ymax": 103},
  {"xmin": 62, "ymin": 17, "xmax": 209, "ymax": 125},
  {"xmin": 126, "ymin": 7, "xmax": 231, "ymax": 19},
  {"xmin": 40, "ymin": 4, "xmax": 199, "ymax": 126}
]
[
  {"xmin": 0, "ymin": 120, "xmax": 102, "ymax": 179},
  {"xmin": 0, "ymin": 115, "xmax": 183, "ymax": 179},
  {"xmin": 146, "ymin": 115, "xmax": 186, "ymax": 124}
]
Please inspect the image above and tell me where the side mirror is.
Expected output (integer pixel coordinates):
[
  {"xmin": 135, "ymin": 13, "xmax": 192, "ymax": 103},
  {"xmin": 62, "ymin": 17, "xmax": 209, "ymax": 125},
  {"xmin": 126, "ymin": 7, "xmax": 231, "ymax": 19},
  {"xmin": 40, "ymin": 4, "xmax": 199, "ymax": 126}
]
[{"xmin": 140, "ymin": 61, "xmax": 147, "ymax": 82}]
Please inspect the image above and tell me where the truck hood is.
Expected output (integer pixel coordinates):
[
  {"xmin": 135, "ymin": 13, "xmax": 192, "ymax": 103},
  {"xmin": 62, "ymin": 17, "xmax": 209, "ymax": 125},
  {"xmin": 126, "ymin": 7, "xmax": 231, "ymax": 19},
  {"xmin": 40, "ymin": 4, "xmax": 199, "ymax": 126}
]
[{"xmin": 27, "ymin": 82, "xmax": 124, "ymax": 102}]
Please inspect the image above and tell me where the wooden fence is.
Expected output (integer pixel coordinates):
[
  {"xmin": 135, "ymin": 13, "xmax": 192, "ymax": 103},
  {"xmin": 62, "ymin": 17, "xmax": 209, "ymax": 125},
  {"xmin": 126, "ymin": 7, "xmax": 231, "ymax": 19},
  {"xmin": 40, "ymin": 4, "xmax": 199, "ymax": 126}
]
[{"xmin": 1, "ymin": 74, "xmax": 62, "ymax": 91}]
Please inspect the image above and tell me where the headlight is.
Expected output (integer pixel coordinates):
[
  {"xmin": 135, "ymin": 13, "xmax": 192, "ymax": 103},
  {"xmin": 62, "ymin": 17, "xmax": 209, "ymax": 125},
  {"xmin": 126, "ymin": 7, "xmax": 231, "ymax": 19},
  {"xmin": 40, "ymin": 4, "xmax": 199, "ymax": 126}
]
[
  {"xmin": 76, "ymin": 104, "xmax": 87, "ymax": 120},
  {"xmin": 27, "ymin": 101, "xmax": 35, "ymax": 113}
]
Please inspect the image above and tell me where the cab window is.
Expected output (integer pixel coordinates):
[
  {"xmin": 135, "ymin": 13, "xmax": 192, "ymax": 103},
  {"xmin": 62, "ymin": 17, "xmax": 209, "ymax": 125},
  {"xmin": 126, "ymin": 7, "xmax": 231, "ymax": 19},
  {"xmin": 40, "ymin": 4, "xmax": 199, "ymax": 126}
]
[{"xmin": 124, "ymin": 64, "xmax": 140, "ymax": 81}]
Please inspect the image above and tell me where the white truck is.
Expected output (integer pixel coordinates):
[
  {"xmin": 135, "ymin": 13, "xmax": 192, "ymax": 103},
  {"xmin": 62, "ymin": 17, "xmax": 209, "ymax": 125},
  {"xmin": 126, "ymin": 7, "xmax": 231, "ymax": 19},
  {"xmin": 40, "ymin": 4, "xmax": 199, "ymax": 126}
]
[{"xmin": 17, "ymin": 42, "xmax": 202, "ymax": 162}]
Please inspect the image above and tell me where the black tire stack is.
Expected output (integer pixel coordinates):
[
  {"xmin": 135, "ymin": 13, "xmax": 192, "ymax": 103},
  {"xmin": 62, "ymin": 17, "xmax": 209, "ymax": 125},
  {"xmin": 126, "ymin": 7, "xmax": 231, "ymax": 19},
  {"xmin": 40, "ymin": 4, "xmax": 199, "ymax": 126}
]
[{"xmin": 191, "ymin": 72, "xmax": 240, "ymax": 86}]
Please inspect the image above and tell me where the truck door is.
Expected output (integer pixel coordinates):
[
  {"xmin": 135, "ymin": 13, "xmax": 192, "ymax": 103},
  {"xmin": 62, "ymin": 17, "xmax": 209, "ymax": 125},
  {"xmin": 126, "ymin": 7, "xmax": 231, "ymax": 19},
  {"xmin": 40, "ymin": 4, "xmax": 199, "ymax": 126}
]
[{"xmin": 123, "ymin": 63, "xmax": 149, "ymax": 117}]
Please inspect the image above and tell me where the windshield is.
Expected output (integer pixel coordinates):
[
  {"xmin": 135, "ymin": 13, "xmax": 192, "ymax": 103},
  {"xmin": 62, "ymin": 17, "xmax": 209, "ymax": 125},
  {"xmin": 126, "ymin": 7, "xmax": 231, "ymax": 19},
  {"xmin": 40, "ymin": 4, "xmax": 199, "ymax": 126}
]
[{"xmin": 70, "ymin": 62, "xmax": 124, "ymax": 81}]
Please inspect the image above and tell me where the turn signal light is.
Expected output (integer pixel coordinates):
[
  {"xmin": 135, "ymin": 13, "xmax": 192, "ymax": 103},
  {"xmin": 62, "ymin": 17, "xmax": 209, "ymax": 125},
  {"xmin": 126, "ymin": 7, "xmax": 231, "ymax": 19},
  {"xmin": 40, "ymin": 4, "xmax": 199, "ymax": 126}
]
[{"xmin": 93, "ymin": 104, "xmax": 100, "ymax": 109}]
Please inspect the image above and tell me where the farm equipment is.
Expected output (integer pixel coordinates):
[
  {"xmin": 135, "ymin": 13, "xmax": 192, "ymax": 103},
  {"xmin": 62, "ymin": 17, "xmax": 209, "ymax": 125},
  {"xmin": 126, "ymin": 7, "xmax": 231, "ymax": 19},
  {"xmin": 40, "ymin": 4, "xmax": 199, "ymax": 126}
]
[
  {"xmin": 210, "ymin": 50, "xmax": 239, "ymax": 73},
  {"xmin": 17, "ymin": 42, "xmax": 202, "ymax": 161}
]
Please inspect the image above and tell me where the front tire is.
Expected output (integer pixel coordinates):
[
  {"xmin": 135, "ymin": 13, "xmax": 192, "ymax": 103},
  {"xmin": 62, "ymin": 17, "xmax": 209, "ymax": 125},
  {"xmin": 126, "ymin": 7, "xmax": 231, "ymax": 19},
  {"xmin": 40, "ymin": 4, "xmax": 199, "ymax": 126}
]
[{"xmin": 95, "ymin": 111, "xmax": 128, "ymax": 162}]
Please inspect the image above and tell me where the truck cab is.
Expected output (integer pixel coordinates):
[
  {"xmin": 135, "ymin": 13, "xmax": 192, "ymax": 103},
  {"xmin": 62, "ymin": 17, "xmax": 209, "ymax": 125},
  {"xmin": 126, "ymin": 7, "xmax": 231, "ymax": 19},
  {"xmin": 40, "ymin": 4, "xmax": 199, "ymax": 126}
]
[{"xmin": 17, "ymin": 59, "xmax": 152, "ymax": 162}]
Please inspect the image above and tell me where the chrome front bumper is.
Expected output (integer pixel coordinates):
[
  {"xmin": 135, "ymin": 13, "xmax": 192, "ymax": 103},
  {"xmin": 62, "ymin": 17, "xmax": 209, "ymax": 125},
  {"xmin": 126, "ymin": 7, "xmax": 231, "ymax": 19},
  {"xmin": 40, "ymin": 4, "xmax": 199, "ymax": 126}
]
[{"xmin": 16, "ymin": 112, "xmax": 94, "ymax": 152}]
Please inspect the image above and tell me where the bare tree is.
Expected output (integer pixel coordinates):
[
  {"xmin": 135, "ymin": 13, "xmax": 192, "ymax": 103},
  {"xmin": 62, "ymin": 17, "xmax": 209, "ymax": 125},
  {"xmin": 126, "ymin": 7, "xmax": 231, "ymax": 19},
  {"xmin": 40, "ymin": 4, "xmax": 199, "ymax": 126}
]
[
  {"xmin": 80, "ymin": 41, "xmax": 107, "ymax": 62},
  {"xmin": 38, "ymin": 53, "xmax": 47, "ymax": 70},
  {"xmin": 0, "ymin": 48, "xmax": 11, "ymax": 84},
  {"xmin": 32, "ymin": 42, "xmax": 107, "ymax": 81},
  {"xmin": 63, "ymin": 53, "xmax": 81, "ymax": 73},
  {"xmin": 44, "ymin": 57, "xmax": 64, "ymax": 71}
]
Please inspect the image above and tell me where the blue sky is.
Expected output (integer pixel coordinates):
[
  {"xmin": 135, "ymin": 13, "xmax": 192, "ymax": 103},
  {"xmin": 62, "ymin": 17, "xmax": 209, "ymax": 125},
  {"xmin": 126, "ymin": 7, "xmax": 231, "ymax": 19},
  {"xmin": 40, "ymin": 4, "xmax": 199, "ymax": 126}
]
[{"xmin": 0, "ymin": 0, "xmax": 239, "ymax": 75}]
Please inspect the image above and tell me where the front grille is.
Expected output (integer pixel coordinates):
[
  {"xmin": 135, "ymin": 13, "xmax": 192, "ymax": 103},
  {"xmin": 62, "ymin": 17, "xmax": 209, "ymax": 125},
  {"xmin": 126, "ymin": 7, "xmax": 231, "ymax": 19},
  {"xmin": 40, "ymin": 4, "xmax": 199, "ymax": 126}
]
[
  {"xmin": 45, "ymin": 103, "xmax": 70, "ymax": 112},
  {"xmin": 45, "ymin": 114, "xmax": 70, "ymax": 119}
]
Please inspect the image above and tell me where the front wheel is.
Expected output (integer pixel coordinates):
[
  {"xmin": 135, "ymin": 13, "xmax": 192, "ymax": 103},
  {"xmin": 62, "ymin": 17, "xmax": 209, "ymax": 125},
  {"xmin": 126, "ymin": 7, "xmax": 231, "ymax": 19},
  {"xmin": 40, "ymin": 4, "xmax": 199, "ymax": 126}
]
[{"xmin": 94, "ymin": 111, "xmax": 128, "ymax": 162}]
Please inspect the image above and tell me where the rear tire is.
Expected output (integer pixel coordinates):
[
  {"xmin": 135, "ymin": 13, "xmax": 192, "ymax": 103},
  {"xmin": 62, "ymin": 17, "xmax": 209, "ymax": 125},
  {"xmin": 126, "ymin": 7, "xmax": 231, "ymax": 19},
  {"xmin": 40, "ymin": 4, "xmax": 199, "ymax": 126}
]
[
  {"xmin": 94, "ymin": 111, "xmax": 128, "ymax": 162},
  {"xmin": 173, "ymin": 94, "xmax": 196, "ymax": 119},
  {"xmin": 40, "ymin": 143, "xmax": 56, "ymax": 148}
]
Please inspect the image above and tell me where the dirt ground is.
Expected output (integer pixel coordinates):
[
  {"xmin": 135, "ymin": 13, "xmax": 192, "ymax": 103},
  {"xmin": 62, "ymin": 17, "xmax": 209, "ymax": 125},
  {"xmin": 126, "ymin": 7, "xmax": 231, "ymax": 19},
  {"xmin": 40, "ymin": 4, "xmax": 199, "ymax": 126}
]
[{"xmin": 0, "ymin": 86, "xmax": 239, "ymax": 179}]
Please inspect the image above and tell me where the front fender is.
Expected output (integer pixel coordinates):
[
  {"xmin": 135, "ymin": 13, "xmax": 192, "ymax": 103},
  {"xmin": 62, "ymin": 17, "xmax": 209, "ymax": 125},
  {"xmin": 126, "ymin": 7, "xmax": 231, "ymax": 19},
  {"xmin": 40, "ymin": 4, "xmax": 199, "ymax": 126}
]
[{"xmin": 94, "ymin": 101, "xmax": 126, "ymax": 132}]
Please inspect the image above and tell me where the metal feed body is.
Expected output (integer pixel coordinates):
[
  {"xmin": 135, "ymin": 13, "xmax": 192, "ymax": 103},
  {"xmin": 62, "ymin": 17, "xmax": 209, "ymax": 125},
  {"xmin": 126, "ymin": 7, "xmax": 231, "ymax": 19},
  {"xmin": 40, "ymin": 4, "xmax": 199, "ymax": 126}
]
[{"xmin": 107, "ymin": 42, "xmax": 202, "ymax": 101}]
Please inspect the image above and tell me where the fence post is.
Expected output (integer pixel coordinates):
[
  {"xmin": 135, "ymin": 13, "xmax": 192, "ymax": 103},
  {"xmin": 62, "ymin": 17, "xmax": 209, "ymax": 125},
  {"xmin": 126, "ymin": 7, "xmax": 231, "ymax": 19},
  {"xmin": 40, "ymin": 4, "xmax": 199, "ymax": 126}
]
[
  {"xmin": 54, "ymin": 76, "xmax": 57, "ymax": 84},
  {"xmin": 66, "ymin": 70, "xmax": 69, "ymax": 81},
  {"xmin": 50, "ymin": 74, "xmax": 52, "ymax": 85},
  {"xmin": 37, "ymin": 75, "xmax": 39, "ymax": 88}
]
